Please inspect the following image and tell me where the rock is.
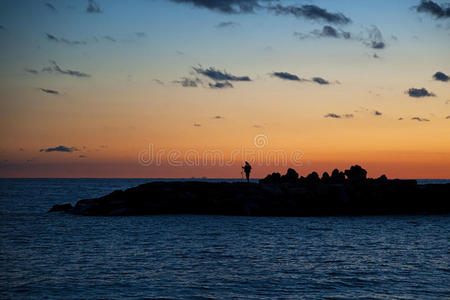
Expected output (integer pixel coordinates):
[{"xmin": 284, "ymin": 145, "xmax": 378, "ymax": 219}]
[{"xmin": 49, "ymin": 203, "xmax": 73, "ymax": 212}]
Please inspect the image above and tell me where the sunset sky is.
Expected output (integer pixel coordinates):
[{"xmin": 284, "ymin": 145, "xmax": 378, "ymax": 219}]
[{"xmin": 0, "ymin": 0, "xmax": 449, "ymax": 178}]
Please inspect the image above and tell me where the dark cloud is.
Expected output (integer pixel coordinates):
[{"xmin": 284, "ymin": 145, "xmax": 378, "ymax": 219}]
[
  {"xmin": 209, "ymin": 81, "xmax": 233, "ymax": 89},
  {"xmin": 46, "ymin": 33, "xmax": 59, "ymax": 42},
  {"xmin": 25, "ymin": 68, "xmax": 39, "ymax": 75},
  {"xmin": 46, "ymin": 61, "xmax": 91, "ymax": 78},
  {"xmin": 272, "ymin": 72, "xmax": 302, "ymax": 81},
  {"xmin": 193, "ymin": 123, "xmax": 202, "ymax": 127},
  {"xmin": 433, "ymin": 71, "xmax": 449, "ymax": 82},
  {"xmin": 411, "ymin": 117, "xmax": 430, "ymax": 122},
  {"xmin": 135, "ymin": 32, "xmax": 146, "ymax": 38},
  {"xmin": 175, "ymin": 77, "xmax": 202, "ymax": 87},
  {"xmin": 374, "ymin": 110, "xmax": 382, "ymax": 116},
  {"xmin": 406, "ymin": 88, "xmax": 435, "ymax": 97},
  {"xmin": 268, "ymin": 4, "xmax": 351, "ymax": 24},
  {"xmin": 45, "ymin": 3, "xmax": 57, "ymax": 12},
  {"xmin": 312, "ymin": 77, "xmax": 329, "ymax": 85},
  {"xmin": 39, "ymin": 88, "xmax": 59, "ymax": 95},
  {"xmin": 446, "ymin": 115, "xmax": 450, "ymax": 119},
  {"xmin": 213, "ymin": 115, "xmax": 223, "ymax": 119},
  {"xmin": 216, "ymin": 21, "xmax": 240, "ymax": 28},
  {"xmin": 324, "ymin": 113, "xmax": 341, "ymax": 119},
  {"xmin": 398, "ymin": 117, "xmax": 404, "ymax": 120},
  {"xmin": 324, "ymin": 113, "xmax": 353, "ymax": 119},
  {"xmin": 170, "ymin": 0, "xmax": 261, "ymax": 14},
  {"xmin": 373, "ymin": 53, "xmax": 380, "ymax": 59},
  {"xmin": 193, "ymin": 66, "xmax": 251, "ymax": 81},
  {"xmin": 40, "ymin": 145, "xmax": 78, "ymax": 152},
  {"xmin": 87, "ymin": 0, "xmax": 102, "ymax": 13},
  {"xmin": 416, "ymin": 0, "xmax": 450, "ymax": 18}
]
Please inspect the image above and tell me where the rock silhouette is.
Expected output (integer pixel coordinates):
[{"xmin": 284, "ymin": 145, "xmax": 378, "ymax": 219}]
[{"xmin": 50, "ymin": 165, "xmax": 450, "ymax": 217}]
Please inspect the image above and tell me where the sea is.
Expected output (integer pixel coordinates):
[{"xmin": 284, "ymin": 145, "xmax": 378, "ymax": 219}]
[{"xmin": 0, "ymin": 178, "xmax": 449, "ymax": 299}]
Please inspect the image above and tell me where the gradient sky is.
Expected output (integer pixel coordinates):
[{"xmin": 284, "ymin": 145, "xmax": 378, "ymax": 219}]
[{"xmin": 0, "ymin": 0, "xmax": 449, "ymax": 178}]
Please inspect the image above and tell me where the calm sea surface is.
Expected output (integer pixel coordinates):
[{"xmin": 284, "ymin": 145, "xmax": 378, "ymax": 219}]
[{"xmin": 0, "ymin": 179, "xmax": 449, "ymax": 299}]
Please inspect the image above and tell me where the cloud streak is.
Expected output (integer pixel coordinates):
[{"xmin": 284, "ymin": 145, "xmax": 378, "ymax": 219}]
[
  {"xmin": 40, "ymin": 145, "xmax": 78, "ymax": 152},
  {"xmin": 193, "ymin": 66, "xmax": 251, "ymax": 81},
  {"xmin": 324, "ymin": 113, "xmax": 353, "ymax": 119},
  {"xmin": 271, "ymin": 72, "xmax": 302, "ymax": 81},
  {"xmin": 174, "ymin": 77, "xmax": 202, "ymax": 87},
  {"xmin": 216, "ymin": 21, "xmax": 240, "ymax": 28},
  {"xmin": 411, "ymin": 117, "xmax": 430, "ymax": 122},
  {"xmin": 39, "ymin": 88, "xmax": 59, "ymax": 95},
  {"xmin": 268, "ymin": 4, "xmax": 351, "ymax": 24},
  {"xmin": 45, "ymin": 61, "xmax": 91, "ymax": 78}
]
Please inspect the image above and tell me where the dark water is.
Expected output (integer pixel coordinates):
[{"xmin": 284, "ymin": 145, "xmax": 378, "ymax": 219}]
[{"xmin": 0, "ymin": 179, "xmax": 449, "ymax": 299}]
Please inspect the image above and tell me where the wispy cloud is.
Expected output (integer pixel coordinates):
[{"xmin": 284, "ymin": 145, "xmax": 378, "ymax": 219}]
[
  {"xmin": 174, "ymin": 77, "xmax": 202, "ymax": 87},
  {"xmin": 324, "ymin": 113, "xmax": 353, "ymax": 119},
  {"xmin": 135, "ymin": 32, "xmax": 146, "ymax": 38},
  {"xmin": 374, "ymin": 110, "xmax": 383, "ymax": 116},
  {"xmin": 267, "ymin": 4, "xmax": 351, "ymax": 24},
  {"xmin": 411, "ymin": 117, "xmax": 430, "ymax": 122},
  {"xmin": 213, "ymin": 115, "xmax": 223, "ymax": 119},
  {"xmin": 153, "ymin": 79, "xmax": 164, "ymax": 85},
  {"xmin": 433, "ymin": 71, "xmax": 449, "ymax": 82},
  {"xmin": 40, "ymin": 145, "xmax": 78, "ymax": 152},
  {"xmin": 79, "ymin": 154, "xmax": 88, "ymax": 158},
  {"xmin": 45, "ymin": 33, "xmax": 87, "ymax": 45},
  {"xmin": 86, "ymin": 0, "xmax": 102, "ymax": 13},
  {"xmin": 209, "ymin": 81, "xmax": 233, "ymax": 89},
  {"xmin": 193, "ymin": 66, "xmax": 251, "ymax": 81},
  {"xmin": 169, "ymin": 0, "xmax": 261, "ymax": 14},
  {"xmin": 406, "ymin": 87, "xmax": 435, "ymax": 98},
  {"xmin": 39, "ymin": 88, "xmax": 59, "ymax": 95},
  {"xmin": 44, "ymin": 61, "xmax": 91, "ymax": 78},
  {"xmin": 45, "ymin": 3, "xmax": 57, "ymax": 12},
  {"xmin": 216, "ymin": 21, "xmax": 240, "ymax": 28},
  {"xmin": 25, "ymin": 68, "xmax": 39, "ymax": 75},
  {"xmin": 193, "ymin": 123, "xmax": 202, "ymax": 127},
  {"xmin": 312, "ymin": 77, "xmax": 329, "ymax": 85}
]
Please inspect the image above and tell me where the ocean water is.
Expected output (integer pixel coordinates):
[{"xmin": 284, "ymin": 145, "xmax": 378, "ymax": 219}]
[{"xmin": 0, "ymin": 179, "xmax": 449, "ymax": 299}]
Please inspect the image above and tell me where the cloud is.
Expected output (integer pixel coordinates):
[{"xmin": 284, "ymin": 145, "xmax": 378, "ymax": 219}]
[
  {"xmin": 373, "ymin": 53, "xmax": 380, "ymax": 59},
  {"xmin": 411, "ymin": 117, "xmax": 430, "ymax": 122},
  {"xmin": 324, "ymin": 113, "xmax": 353, "ymax": 119},
  {"xmin": 406, "ymin": 87, "xmax": 435, "ymax": 97},
  {"xmin": 45, "ymin": 33, "xmax": 87, "ymax": 45},
  {"xmin": 169, "ymin": 0, "xmax": 261, "ymax": 14},
  {"xmin": 312, "ymin": 77, "xmax": 329, "ymax": 85},
  {"xmin": 295, "ymin": 25, "xmax": 385, "ymax": 50},
  {"xmin": 135, "ymin": 32, "xmax": 146, "ymax": 38},
  {"xmin": 268, "ymin": 4, "xmax": 351, "ymax": 24},
  {"xmin": 25, "ymin": 68, "xmax": 39, "ymax": 75},
  {"xmin": 40, "ymin": 145, "xmax": 78, "ymax": 152},
  {"xmin": 213, "ymin": 115, "xmax": 223, "ymax": 119},
  {"xmin": 374, "ymin": 110, "xmax": 383, "ymax": 116},
  {"xmin": 364, "ymin": 26, "xmax": 385, "ymax": 49},
  {"xmin": 45, "ymin": 61, "xmax": 91, "ymax": 78},
  {"xmin": 216, "ymin": 21, "xmax": 240, "ymax": 28},
  {"xmin": 416, "ymin": 0, "xmax": 450, "ymax": 19},
  {"xmin": 446, "ymin": 115, "xmax": 450, "ymax": 119},
  {"xmin": 39, "ymin": 88, "xmax": 59, "ymax": 95},
  {"xmin": 271, "ymin": 72, "xmax": 302, "ymax": 81},
  {"xmin": 87, "ymin": 0, "xmax": 102, "ymax": 13},
  {"xmin": 193, "ymin": 123, "xmax": 202, "ymax": 127},
  {"xmin": 193, "ymin": 66, "xmax": 251, "ymax": 81},
  {"xmin": 398, "ymin": 117, "xmax": 404, "ymax": 120},
  {"xmin": 46, "ymin": 33, "xmax": 59, "ymax": 42},
  {"xmin": 433, "ymin": 71, "xmax": 449, "ymax": 82},
  {"xmin": 79, "ymin": 154, "xmax": 88, "ymax": 158},
  {"xmin": 0, "ymin": 25, "xmax": 4, "ymax": 30},
  {"xmin": 209, "ymin": 81, "xmax": 233, "ymax": 89},
  {"xmin": 45, "ymin": 3, "xmax": 57, "ymax": 12},
  {"xmin": 153, "ymin": 79, "xmax": 164, "ymax": 85},
  {"xmin": 174, "ymin": 77, "xmax": 202, "ymax": 87},
  {"xmin": 104, "ymin": 36, "xmax": 116, "ymax": 42}
]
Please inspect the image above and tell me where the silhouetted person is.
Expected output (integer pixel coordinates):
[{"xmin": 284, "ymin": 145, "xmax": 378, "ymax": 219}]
[{"xmin": 242, "ymin": 161, "xmax": 252, "ymax": 183}]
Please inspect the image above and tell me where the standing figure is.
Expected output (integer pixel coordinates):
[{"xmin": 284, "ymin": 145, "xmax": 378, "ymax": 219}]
[{"xmin": 242, "ymin": 161, "xmax": 252, "ymax": 183}]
